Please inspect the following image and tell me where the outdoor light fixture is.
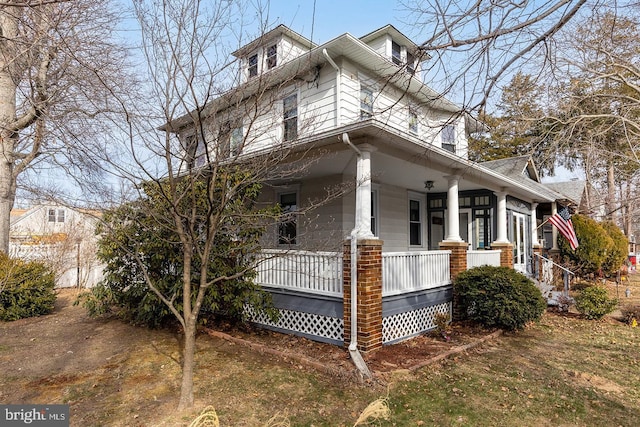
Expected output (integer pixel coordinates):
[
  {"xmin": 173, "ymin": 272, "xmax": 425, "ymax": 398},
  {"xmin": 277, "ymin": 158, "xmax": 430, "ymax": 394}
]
[{"xmin": 424, "ymin": 180, "xmax": 434, "ymax": 190}]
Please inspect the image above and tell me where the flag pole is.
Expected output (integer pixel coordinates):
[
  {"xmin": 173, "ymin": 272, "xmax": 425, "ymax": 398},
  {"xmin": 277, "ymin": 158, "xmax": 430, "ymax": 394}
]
[{"xmin": 536, "ymin": 217, "xmax": 550, "ymax": 230}]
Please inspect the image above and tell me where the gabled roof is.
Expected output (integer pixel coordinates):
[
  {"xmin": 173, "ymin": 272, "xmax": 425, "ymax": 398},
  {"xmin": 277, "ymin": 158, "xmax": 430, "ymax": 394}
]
[
  {"xmin": 545, "ymin": 181, "xmax": 587, "ymax": 207},
  {"xmin": 359, "ymin": 24, "xmax": 418, "ymax": 52},
  {"xmin": 231, "ymin": 24, "xmax": 316, "ymax": 58},
  {"xmin": 480, "ymin": 156, "xmax": 566, "ymax": 202},
  {"xmin": 481, "ymin": 156, "xmax": 541, "ymax": 182}
]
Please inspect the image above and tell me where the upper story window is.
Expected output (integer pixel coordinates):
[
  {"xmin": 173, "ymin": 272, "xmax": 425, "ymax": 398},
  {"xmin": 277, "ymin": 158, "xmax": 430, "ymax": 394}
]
[
  {"xmin": 406, "ymin": 51, "xmax": 416, "ymax": 74},
  {"xmin": 283, "ymin": 93, "xmax": 298, "ymax": 141},
  {"xmin": 392, "ymin": 41, "xmax": 402, "ymax": 65},
  {"xmin": 360, "ymin": 86, "xmax": 374, "ymax": 119},
  {"xmin": 266, "ymin": 44, "xmax": 277, "ymax": 69},
  {"xmin": 408, "ymin": 108, "xmax": 418, "ymax": 134},
  {"xmin": 219, "ymin": 122, "xmax": 243, "ymax": 157},
  {"xmin": 441, "ymin": 125, "xmax": 456, "ymax": 153},
  {"xmin": 248, "ymin": 54, "xmax": 258, "ymax": 78},
  {"xmin": 48, "ymin": 209, "xmax": 65, "ymax": 223},
  {"xmin": 184, "ymin": 133, "xmax": 206, "ymax": 168}
]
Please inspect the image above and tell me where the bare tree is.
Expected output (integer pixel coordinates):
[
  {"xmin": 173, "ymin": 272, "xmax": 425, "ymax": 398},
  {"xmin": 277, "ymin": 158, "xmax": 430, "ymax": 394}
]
[
  {"xmin": 402, "ymin": 0, "xmax": 590, "ymax": 111},
  {"xmin": 0, "ymin": 0, "xmax": 132, "ymax": 252},
  {"xmin": 89, "ymin": 0, "xmax": 346, "ymax": 410}
]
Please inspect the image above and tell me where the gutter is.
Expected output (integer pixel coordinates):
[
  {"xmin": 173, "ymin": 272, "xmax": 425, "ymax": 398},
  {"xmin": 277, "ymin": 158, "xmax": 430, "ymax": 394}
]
[{"xmin": 341, "ymin": 132, "xmax": 372, "ymax": 380}]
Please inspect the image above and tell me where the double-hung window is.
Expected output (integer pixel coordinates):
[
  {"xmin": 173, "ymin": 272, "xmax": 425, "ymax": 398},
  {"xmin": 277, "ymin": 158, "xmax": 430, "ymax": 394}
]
[
  {"xmin": 283, "ymin": 93, "xmax": 298, "ymax": 141},
  {"xmin": 248, "ymin": 54, "xmax": 258, "ymax": 78},
  {"xmin": 408, "ymin": 108, "xmax": 418, "ymax": 134},
  {"xmin": 371, "ymin": 189, "xmax": 379, "ymax": 237},
  {"xmin": 409, "ymin": 198, "xmax": 422, "ymax": 246},
  {"xmin": 266, "ymin": 44, "xmax": 277, "ymax": 69},
  {"xmin": 392, "ymin": 41, "xmax": 402, "ymax": 65},
  {"xmin": 278, "ymin": 192, "xmax": 297, "ymax": 245},
  {"xmin": 360, "ymin": 86, "xmax": 373, "ymax": 119},
  {"xmin": 441, "ymin": 125, "xmax": 456, "ymax": 153},
  {"xmin": 406, "ymin": 51, "xmax": 415, "ymax": 74},
  {"xmin": 48, "ymin": 209, "xmax": 56, "ymax": 222}
]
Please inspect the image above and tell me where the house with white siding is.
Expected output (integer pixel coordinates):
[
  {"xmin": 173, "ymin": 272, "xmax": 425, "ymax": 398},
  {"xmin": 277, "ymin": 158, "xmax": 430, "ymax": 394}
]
[{"xmin": 167, "ymin": 24, "xmax": 575, "ymax": 355}]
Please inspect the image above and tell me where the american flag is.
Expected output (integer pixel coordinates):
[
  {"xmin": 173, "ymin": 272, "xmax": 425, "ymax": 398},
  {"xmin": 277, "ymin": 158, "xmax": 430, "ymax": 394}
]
[{"xmin": 549, "ymin": 207, "xmax": 579, "ymax": 250}]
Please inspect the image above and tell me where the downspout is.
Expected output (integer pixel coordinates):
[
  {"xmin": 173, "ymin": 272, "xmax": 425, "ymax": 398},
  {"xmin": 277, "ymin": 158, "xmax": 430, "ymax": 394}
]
[
  {"xmin": 341, "ymin": 132, "xmax": 372, "ymax": 380},
  {"xmin": 323, "ymin": 49, "xmax": 341, "ymax": 127}
]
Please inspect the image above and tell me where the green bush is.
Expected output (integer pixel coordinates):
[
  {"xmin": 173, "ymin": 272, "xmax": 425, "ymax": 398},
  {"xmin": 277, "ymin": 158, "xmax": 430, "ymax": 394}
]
[
  {"xmin": 574, "ymin": 285, "xmax": 617, "ymax": 320},
  {"xmin": 601, "ymin": 221, "xmax": 628, "ymax": 276},
  {"xmin": 0, "ymin": 253, "xmax": 56, "ymax": 321},
  {"xmin": 453, "ymin": 265, "xmax": 546, "ymax": 331}
]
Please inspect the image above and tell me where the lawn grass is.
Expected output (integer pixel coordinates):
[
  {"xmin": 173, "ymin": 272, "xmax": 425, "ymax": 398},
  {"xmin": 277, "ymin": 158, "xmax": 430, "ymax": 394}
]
[{"xmin": 2, "ymin": 278, "xmax": 639, "ymax": 426}]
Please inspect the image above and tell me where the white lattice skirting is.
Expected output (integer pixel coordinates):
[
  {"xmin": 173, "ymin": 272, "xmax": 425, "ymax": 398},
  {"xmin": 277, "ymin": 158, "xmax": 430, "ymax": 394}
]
[
  {"xmin": 383, "ymin": 302, "xmax": 451, "ymax": 344},
  {"xmin": 245, "ymin": 305, "xmax": 344, "ymax": 343}
]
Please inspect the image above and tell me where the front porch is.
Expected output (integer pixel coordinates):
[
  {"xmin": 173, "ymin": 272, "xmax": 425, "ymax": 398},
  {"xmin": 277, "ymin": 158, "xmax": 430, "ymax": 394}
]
[{"xmin": 250, "ymin": 245, "xmax": 505, "ymax": 350}]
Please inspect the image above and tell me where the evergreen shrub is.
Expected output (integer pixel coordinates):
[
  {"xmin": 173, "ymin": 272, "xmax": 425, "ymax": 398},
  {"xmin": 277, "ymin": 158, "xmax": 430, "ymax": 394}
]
[
  {"xmin": 453, "ymin": 265, "xmax": 546, "ymax": 331},
  {"xmin": 574, "ymin": 285, "xmax": 617, "ymax": 320},
  {"xmin": 0, "ymin": 253, "xmax": 56, "ymax": 321}
]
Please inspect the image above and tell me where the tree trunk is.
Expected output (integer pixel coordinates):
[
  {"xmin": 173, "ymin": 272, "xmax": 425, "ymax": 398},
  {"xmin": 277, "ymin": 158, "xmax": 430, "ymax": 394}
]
[
  {"xmin": 0, "ymin": 6, "xmax": 19, "ymax": 254},
  {"xmin": 606, "ymin": 163, "xmax": 616, "ymax": 220},
  {"xmin": 178, "ymin": 321, "xmax": 196, "ymax": 410}
]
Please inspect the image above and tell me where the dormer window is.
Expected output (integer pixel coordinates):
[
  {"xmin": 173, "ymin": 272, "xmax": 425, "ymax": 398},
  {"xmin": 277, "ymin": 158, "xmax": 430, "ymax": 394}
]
[
  {"xmin": 392, "ymin": 41, "xmax": 402, "ymax": 65},
  {"xmin": 406, "ymin": 51, "xmax": 415, "ymax": 74},
  {"xmin": 266, "ymin": 44, "xmax": 277, "ymax": 69},
  {"xmin": 248, "ymin": 54, "xmax": 258, "ymax": 78}
]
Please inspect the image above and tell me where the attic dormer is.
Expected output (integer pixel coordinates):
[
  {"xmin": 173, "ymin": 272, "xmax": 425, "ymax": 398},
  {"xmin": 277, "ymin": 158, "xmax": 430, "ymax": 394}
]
[
  {"xmin": 232, "ymin": 24, "xmax": 316, "ymax": 84},
  {"xmin": 360, "ymin": 25, "xmax": 424, "ymax": 76}
]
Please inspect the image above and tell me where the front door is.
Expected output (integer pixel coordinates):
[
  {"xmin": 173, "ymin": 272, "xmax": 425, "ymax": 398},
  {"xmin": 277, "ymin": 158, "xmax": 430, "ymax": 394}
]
[{"xmin": 512, "ymin": 212, "xmax": 528, "ymax": 273}]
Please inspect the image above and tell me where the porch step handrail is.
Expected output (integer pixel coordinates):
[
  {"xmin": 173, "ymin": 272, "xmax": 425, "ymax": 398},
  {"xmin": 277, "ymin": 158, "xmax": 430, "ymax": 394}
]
[{"xmin": 532, "ymin": 252, "xmax": 575, "ymax": 298}]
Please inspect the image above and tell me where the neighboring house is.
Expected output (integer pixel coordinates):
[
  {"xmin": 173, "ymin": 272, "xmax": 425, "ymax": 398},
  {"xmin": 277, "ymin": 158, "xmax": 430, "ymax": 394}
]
[
  {"xmin": 9, "ymin": 205, "xmax": 103, "ymax": 288},
  {"xmin": 166, "ymin": 24, "xmax": 577, "ymax": 351}
]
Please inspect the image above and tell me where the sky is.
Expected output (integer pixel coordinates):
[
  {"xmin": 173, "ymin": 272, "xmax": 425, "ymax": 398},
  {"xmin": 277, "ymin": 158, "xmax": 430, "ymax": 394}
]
[{"xmin": 259, "ymin": 0, "xmax": 413, "ymax": 44}]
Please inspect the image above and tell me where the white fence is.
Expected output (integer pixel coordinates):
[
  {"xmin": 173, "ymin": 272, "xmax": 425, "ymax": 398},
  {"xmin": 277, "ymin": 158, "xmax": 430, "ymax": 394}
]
[
  {"xmin": 382, "ymin": 250, "xmax": 451, "ymax": 296},
  {"xmin": 8, "ymin": 242, "xmax": 103, "ymax": 288},
  {"xmin": 255, "ymin": 249, "xmax": 343, "ymax": 297},
  {"xmin": 467, "ymin": 250, "xmax": 501, "ymax": 269}
]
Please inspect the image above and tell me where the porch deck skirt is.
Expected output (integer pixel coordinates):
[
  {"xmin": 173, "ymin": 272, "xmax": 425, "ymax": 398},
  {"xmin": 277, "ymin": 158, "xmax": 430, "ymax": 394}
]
[{"xmin": 246, "ymin": 285, "xmax": 453, "ymax": 347}]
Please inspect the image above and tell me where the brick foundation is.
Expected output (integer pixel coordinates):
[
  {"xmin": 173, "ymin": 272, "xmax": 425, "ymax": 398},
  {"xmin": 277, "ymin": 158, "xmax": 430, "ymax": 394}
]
[
  {"xmin": 491, "ymin": 242, "xmax": 514, "ymax": 269},
  {"xmin": 343, "ymin": 238, "xmax": 383, "ymax": 353}
]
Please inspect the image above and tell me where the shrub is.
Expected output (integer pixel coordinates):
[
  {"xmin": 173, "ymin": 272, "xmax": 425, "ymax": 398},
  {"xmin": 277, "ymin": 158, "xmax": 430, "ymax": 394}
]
[
  {"xmin": 453, "ymin": 266, "xmax": 546, "ymax": 331},
  {"xmin": 0, "ymin": 253, "xmax": 56, "ymax": 321},
  {"xmin": 574, "ymin": 285, "xmax": 617, "ymax": 320},
  {"xmin": 620, "ymin": 303, "xmax": 640, "ymax": 326},
  {"xmin": 601, "ymin": 221, "xmax": 628, "ymax": 276},
  {"xmin": 559, "ymin": 214, "xmax": 611, "ymax": 276}
]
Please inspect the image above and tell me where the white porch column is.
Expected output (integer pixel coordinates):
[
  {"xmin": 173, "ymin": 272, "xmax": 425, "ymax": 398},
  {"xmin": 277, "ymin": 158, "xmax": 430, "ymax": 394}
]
[
  {"xmin": 531, "ymin": 202, "xmax": 539, "ymax": 246},
  {"xmin": 444, "ymin": 174, "xmax": 462, "ymax": 242},
  {"xmin": 355, "ymin": 144, "xmax": 375, "ymax": 238},
  {"xmin": 551, "ymin": 202, "xmax": 558, "ymax": 250},
  {"xmin": 494, "ymin": 191, "xmax": 509, "ymax": 243}
]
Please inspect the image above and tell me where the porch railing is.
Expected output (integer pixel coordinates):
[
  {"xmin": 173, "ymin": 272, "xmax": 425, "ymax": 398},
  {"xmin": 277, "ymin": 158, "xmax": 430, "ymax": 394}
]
[
  {"xmin": 467, "ymin": 249, "xmax": 501, "ymax": 269},
  {"xmin": 382, "ymin": 250, "xmax": 451, "ymax": 296},
  {"xmin": 255, "ymin": 249, "xmax": 343, "ymax": 297}
]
